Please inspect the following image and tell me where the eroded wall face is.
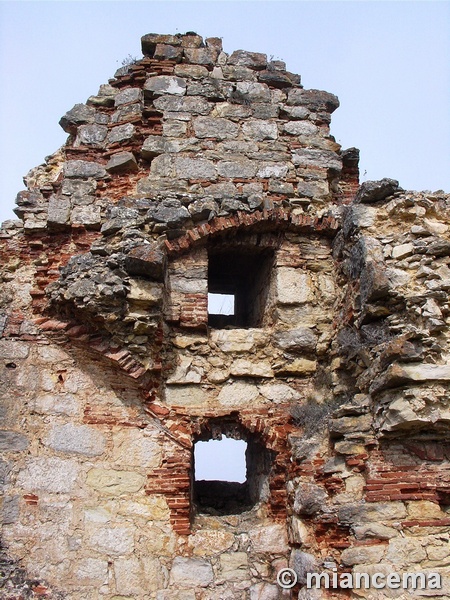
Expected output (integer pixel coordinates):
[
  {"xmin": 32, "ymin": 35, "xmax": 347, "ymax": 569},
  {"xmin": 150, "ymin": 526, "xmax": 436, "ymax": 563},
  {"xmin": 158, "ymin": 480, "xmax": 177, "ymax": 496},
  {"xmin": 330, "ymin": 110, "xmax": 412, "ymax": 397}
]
[{"xmin": 0, "ymin": 31, "xmax": 449, "ymax": 600}]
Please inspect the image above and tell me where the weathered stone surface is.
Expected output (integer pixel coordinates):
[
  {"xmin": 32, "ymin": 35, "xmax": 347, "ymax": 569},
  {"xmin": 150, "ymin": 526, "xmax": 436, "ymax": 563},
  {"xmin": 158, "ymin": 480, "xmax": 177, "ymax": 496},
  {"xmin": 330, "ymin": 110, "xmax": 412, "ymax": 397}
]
[
  {"xmin": 86, "ymin": 468, "xmax": 145, "ymax": 495},
  {"xmin": 44, "ymin": 423, "xmax": 105, "ymax": 456},
  {"xmin": 219, "ymin": 552, "xmax": 249, "ymax": 580},
  {"xmin": 292, "ymin": 149, "xmax": 341, "ymax": 172},
  {"xmin": 258, "ymin": 383, "xmax": 300, "ymax": 403},
  {"xmin": 47, "ymin": 195, "xmax": 71, "ymax": 227},
  {"xmin": 114, "ymin": 88, "xmax": 143, "ymax": 107},
  {"xmin": 112, "ymin": 429, "xmax": 161, "ymax": 468},
  {"xmin": 211, "ymin": 329, "xmax": 268, "ymax": 353},
  {"xmin": 153, "ymin": 95, "xmax": 212, "ymax": 115},
  {"xmin": 187, "ymin": 530, "xmax": 234, "ymax": 556},
  {"xmin": 76, "ymin": 124, "xmax": 108, "ymax": 146},
  {"xmin": 59, "ymin": 103, "xmax": 96, "ymax": 133},
  {"xmin": 338, "ymin": 502, "xmax": 407, "ymax": 525},
  {"xmin": 147, "ymin": 198, "xmax": 191, "ymax": 227},
  {"xmin": 242, "ymin": 119, "xmax": 278, "ymax": 141},
  {"xmin": 0, "ymin": 340, "xmax": 29, "ymax": 359},
  {"xmin": 217, "ymin": 158, "xmax": 258, "ymax": 178},
  {"xmin": 89, "ymin": 527, "xmax": 134, "ymax": 555},
  {"xmin": 193, "ymin": 117, "xmax": 238, "ymax": 139},
  {"xmin": 230, "ymin": 359, "xmax": 274, "ymax": 378},
  {"xmin": 64, "ymin": 160, "xmax": 107, "ymax": 179},
  {"xmin": 283, "ymin": 121, "xmax": 317, "ymax": 136},
  {"xmin": 106, "ymin": 151, "xmax": 138, "ymax": 173},
  {"xmin": 228, "ymin": 50, "xmax": 267, "ymax": 69},
  {"xmin": 276, "ymin": 268, "xmax": 313, "ymax": 304},
  {"xmin": 217, "ymin": 381, "xmax": 260, "ymax": 407},
  {"xmin": 183, "ymin": 47, "xmax": 219, "ymax": 66},
  {"xmin": 249, "ymin": 583, "xmax": 280, "ymax": 600},
  {"xmin": 273, "ymin": 328, "xmax": 318, "ymax": 353},
  {"xmin": 107, "ymin": 123, "xmax": 136, "ymax": 144},
  {"xmin": 235, "ymin": 81, "xmax": 271, "ymax": 103},
  {"xmin": 74, "ymin": 558, "xmax": 108, "ymax": 586},
  {"xmin": 169, "ymin": 557, "xmax": 213, "ymax": 587},
  {"xmin": 341, "ymin": 545, "xmax": 386, "ymax": 566},
  {"xmin": 1, "ymin": 495, "xmax": 19, "ymax": 524},
  {"xmin": 354, "ymin": 178, "xmax": 400, "ymax": 204},
  {"xmin": 353, "ymin": 523, "xmax": 399, "ymax": 540},
  {"xmin": 249, "ymin": 524, "xmax": 289, "ymax": 554},
  {"xmin": 141, "ymin": 33, "xmax": 181, "ymax": 55},
  {"xmin": 173, "ymin": 157, "xmax": 216, "ymax": 179},
  {"xmin": 17, "ymin": 457, "xmax": 79, "ymax": 493},
  {"xmin": 124, "ymin": 243, "xmax": 167, "ymax": 280},
  {"xmin": 145, "ymin": 76, "xmax": 187, "ymax": 97},
  {"xmin": 287, "ymin": 89, "xmax": 340, "ymax": 113},
  {"xmin": 33, "ymin": 393, "xmax": 80, "ymax": 416}
]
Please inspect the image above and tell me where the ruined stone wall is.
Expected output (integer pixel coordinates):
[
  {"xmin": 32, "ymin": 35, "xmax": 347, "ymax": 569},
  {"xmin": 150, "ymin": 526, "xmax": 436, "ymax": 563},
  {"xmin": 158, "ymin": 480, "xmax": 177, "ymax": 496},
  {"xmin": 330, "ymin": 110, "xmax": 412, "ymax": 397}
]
[{"xmin": 0, "ymin": 32, "xmax": 449, "ymax": 600}]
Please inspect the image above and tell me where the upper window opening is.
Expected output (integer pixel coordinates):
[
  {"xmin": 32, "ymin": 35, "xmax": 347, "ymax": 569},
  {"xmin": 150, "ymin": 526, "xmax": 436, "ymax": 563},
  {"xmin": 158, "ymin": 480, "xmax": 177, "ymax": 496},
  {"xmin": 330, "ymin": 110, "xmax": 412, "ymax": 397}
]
[{"xmin": 208, "ymin": 246, "xmax": 274, "ymax": 329}]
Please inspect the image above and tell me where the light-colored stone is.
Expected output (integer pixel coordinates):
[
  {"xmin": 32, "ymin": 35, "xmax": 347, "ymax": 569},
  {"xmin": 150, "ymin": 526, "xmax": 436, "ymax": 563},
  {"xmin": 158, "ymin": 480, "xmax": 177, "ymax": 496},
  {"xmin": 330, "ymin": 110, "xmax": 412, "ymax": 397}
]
[
  {"xmin": 230, "ymin": 359, "xmax": 274, "ymax": 378},
  {"xmin": 406, "ymin": 501, "xmax": 444, "ymax": 520},
  {"xmin": 340, "ymin": 545, "xmax": 386, "ymax": 566},
  {"xmin": 249, "ymin": 524, "xmax": 289, "ymax": 554},
  {"xmin": 242, "ymin": 119, "xmax": 278, "ymax": 141},
  {"xmin": 219, "ymin": 552, "xmax": 249, "ymax": 580},
  {"xmin": 86, "ymin": 468, "xmax": 145, "ymax": 495},
  {"xmin": 385, "ymin": 537, "xmax": 427, "ymax": 566},
  {"xmin": 188, "ymin": 530, "xmax": 235, "ymax": 556},
  {"xmin": 249, "ymin": 583, "xmax": 280, "ymax": 600},
  {"xmin": 169, "ymin": 557, "xmax": 214, "ymax": 588},
  {"xmin": 283, "ymin": 121, "xmax": 318, "ymax": 136},
  {"xmin": 17, "ymin": 457, "xmax": 79, "ymax": 493},
  {"xmin": 210, "ymin": 328, "xmax": 268, "ymax": 353},
  {"xmin": 89, "ymin": 526, "xmax": 134, "ymax": 555},
  {"xmin": 128, "ymin": 279, "xmax": 162, "ymax": 306},
  {"xmin": 353, "ymin": 523, "xmax": 399, "ymax": 540},
  {"xmin": 193, "ymin": 117, "xmax": 238, "ymax": 139},
  {"xmin": 117, "ymin": 496, "xmax": 170, "ymax": 521},
  {"xmin": 74, "ymin": 558, "xmax": 108, "ymax": 585},
  {"xmin": 0, "ymin": 340, "xmax": 29, "ymax": 359},
  {"xmin": 258, "ymin": 383, "xmax": 301, "ymax": 403},
  {"xmin": 392, "ymin": 242, "xmax": 414, "ymax": 259},
  {"xmin": 276, "ymin": 268, "xmax": 313, "ymax": 304},
  {"xmin": 43, "ymin": 423, "xmax": 105, "ymax": 457},
  {"xmin": 217, "ymin": 381, "xmax": 260, "ymax": 407},
  {"xmin": 165, "ymin": 385, "xmax": 209, "ymax": 408},
  {"xmin": 112, "ymin": 429, "xmax": 162, "ymax": 468},
  {"xmin": 276, "ymin": 358, "xmax": 317, "ymax": 375},
  {"xmin": 145, "ymin": 75, "xmax": 187, "ymax": 96}
]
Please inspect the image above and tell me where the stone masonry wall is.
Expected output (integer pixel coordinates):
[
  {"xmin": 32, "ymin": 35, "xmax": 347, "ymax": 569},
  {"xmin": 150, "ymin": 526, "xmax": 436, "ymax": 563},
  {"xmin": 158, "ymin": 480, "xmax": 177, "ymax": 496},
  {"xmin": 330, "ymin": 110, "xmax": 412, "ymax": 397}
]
[{"xmin": 0, "ymin": 32, "xmax": 449, "ymax": 600}]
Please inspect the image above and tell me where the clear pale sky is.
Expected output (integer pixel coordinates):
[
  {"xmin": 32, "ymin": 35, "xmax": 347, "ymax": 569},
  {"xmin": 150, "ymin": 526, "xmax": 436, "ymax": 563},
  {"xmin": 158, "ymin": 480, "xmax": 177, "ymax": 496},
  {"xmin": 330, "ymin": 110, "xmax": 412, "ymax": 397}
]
[{"xmin": 0, "ymin": 0, "xmax": 449, "ymax": 226}]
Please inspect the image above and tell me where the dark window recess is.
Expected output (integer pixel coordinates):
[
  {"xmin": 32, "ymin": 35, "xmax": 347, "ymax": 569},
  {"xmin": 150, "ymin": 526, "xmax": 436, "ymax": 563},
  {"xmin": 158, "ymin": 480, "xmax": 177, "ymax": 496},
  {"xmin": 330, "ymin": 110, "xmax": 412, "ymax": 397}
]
[
  {"xmin": 192, "ymin": 417, "xmax": 274, "ymax": 516},
  {"xmin": 208, "ymin": 247, "xmax": 274, "ymax": 328}
]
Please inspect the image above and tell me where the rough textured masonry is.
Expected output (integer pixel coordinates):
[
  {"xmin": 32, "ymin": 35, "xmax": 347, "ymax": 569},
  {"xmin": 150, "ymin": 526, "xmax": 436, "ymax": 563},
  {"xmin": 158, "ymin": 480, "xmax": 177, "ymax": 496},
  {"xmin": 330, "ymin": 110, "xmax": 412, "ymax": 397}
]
[{"xmin": 0, "ymin": 32, "xmax": 449, "ymax": 600}]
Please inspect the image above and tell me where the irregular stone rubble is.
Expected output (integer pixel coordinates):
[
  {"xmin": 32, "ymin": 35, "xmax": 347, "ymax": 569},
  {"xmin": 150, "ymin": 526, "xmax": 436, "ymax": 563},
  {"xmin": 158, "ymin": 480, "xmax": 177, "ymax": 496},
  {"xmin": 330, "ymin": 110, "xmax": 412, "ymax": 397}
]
[{"xmin": 0, "ymin": 32, "xmax": 449, "ymax": 600}]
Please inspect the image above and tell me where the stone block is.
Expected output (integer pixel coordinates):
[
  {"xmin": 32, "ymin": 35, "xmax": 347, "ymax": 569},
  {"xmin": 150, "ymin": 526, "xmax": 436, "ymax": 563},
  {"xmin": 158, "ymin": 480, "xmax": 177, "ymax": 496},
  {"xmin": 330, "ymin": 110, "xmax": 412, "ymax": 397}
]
[
  {"xmin": 287, "ymin": 89, "xmax": 339, "ymax": 113},
  {"xmin": 338, "ymin": 502, "xmax": 407, "ymax": 525},
  {"xmin": 276, "ymin": 268, "xmax": 313, "ymax": 304},
  {"xmin": 173, "ymin": 157, "xmax": 216, "ymax": 180},
  {"xmin": 187, "ymin": 530, "xmax": 234, "ymax": 556},
  {"xmin": 1, "ymin": 495, "xmax": 19, "ymax": 524},
  {"xmin": 117, "ymin": 496, "xmax": 170, "ymax": 521},
  {"xmin": 183, "ymin": 47, "xmax": 220, "ymax": 66},
  {"xmin": 341, "ymin": 545, "xmax": 386, "ymax": 566},
  {"xmin": 0, "ymin": 430, "xmax": 29, "ymax": 452},
  {"xmin": 0, "ymin": 340, "xmax": 29, "ymax": 359},
  {"xmin": 112, "ymin": 429, "xmax": 162, "ymax": 468},
  {"xmin": 141, "ymin": 34, "xmax": 181, "ymax": 56},
  {"xmin": 59, "ymin": 103, "xmax": 96, "ymax": 133},
  {"xmin": 385, "ymin": 537, "xmax": 427, "ymax": 565},
  {"xmin": 127, "ymin": 279, "xmax": 162, "ymax": 306},
  {"xmin": 228, "ymin": 50, "xmax": 267, "ymax": 69},
  {"xmin": 47, "ymin": 195, "xmax": 71, "ymax": 227},
  {"xmin": 257, "ymin": 163, "xmax": 288, "ymax": 178},
  {"xmin": 74, "ymin": 558, "xmax": 108, "ymax": 586},
  {"xmin": 124, "ymin": 244, "xmax": 167, "ymax": 280},
  {"xmin": 242, "ymin": 119, "xmax": 278, "ymax": 141},
  {"xmin": 193, "ymin": 117, "xmax": 238, "ymax": 139},
  {"xmin": 230, "ymin": 359, "xmax": 273, "ymax": 378},
  {"xmin": 174, "ymin": 64, "xmax": 209, "ymax": 79},
  {"xmin": 292, "ymin": 149, "xmax": 341, "ymax": 173},
  {"xmin": 165, "ymin": 385, "xmax": 208, "ymax": 408},
  {"xmin": 17, "ymin": 457, "xmax": 79, "ymax": 493},
  {"xmin": 249, "ymin": 524, "xmax": 289, "ymax": 554},
  {"xmin": 89, "ymin": 526, "xmax": 135, "ymax": 555},
  {"xmin": 106, "ymin": 152, "xmax": 138, "ymax": 173},
  {"xmin": 114, "ymin": 87, "xmax": 143, "ymax": 106},
  {"xmin": 406, "ymin": 501, "xmax": 444, "ymax": 520},
  {"xmin": 86, "ymin": 468, "xmax": 145, "ymax": 495},
  {"xmin": 273, "ymin": 328, "xmax": 318, "ymax": 353},
  {"xmin": 354, "ymin": 178, "xmax": 400, "ymax": 204},
  {"xmin": 76, "ymin": 124, "xmax": 108, "ymax": 146},
  {"xmin": 43, "ymin": 423, "xmax": 105, "ymax": 457},
  {"xmin": 283, "ymin": 121, "xmax": 318, "ymax": 136},
  {"xmin": 107, "ymin": 123, "xmax": 136, "ymax": 144},
  {"xmin": 258, "ymin": 383, "xmax": 300, "ymax": 403},
  {"xmin": 392, "ymin": 242, "xmax": 414, "ymax": 259},
  {"xmin": 144, "ymin": 76, "xmax": 187, "ymax": 97},
  {"xmin": 153, "ymin": 95, "xmax": 212, "ymax": 115},
  {"xmin": 217, "ymin": 158, "xmax": 258, "ymax": 178},
  {"xmin": 64, "ymin": 160, "xmax": 107, "ymax": 179},
  {"xmin": 249, "ymin": 583, "xmax": 279, "ymax": 600},
  {"xmin": 211, "ymin": 328, "xmax": 268, "ymax": 352},
  {"xmin": 169, "ymin": 557, "xmax": 213, "ymax": 587},
  {"xmin": 353, "ymin": 523, "xmax": 399, "ymax": 540},
  {"xmin": 219, "ymin": 552, "xmax": 249, "ymax": 580},
  {"xmin": 235, "ymin": 81, "xmax": 271, "ymax": 103},
  {"xmin": 71, "ymin": 205, "xmax": 101, "ymax": 228}
]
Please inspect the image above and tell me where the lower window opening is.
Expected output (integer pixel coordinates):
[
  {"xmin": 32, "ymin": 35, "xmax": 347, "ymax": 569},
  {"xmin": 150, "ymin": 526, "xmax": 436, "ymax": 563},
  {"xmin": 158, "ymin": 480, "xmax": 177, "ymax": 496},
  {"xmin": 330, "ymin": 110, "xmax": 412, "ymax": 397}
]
[{"xmin": 192, "ymin": 419, "xmax": 273, "ymax": 516}]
